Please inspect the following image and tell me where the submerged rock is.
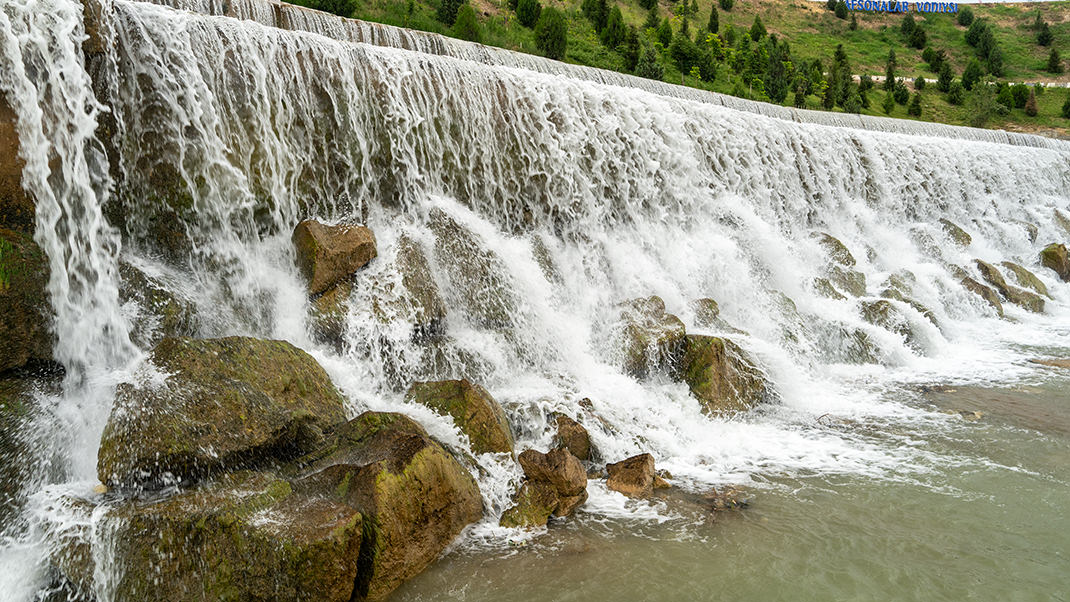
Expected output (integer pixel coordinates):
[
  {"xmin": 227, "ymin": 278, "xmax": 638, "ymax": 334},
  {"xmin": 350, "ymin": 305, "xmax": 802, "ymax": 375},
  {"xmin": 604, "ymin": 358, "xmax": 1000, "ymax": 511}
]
[
  {"xmin": 606, "ymin": 453, "xmax": 656, "ymax": 498},
  {"xmin": 0, "ymin": 228, "xmax": 53, "ymax": 373},
  {"xmin": 677, "ymin": 335, "xmax": 770, "ymax": 414},
  {"xmin": 975, "ymin": 259, "xmax": 1044, "ymax": 313},
  {"xmin": 1029, "ymin": 358, "xmax": 1070, "ymax": 369},
  {"xmin": 1040, "ymin": 243, "xmax": 1070, "ymax": 283},
  {"xmin": 405, "ymin": 379, "xmax": 514, "ymax": 454},
  {"xmin": 553, "ymin": 413, "xmax": 592, "ymax": 462},
  {"xmin": 500, "ymin": 448, "xmax": 588, "ymax": 528},
  {"xmin": 938, "ymin": 218, "xmax": 972, "ymax": 247},
  {"xmin": 1000, "ymin": 261, "xmax": 1050, "ymax": 298},
  {"xmin": 703, "ymin": 486, "xmax": 751, "ymax": 511},
  {"xmin": 616, "ymin": 296, "xmax": 686, "ymax": 378},
  {"xmin": 959, "ymin": 277, "xmax": 1004, "ymax": 317},
  {"xmin": 98, "ymin": 337, "xmax": 348, "ymax": 487},
  {"xmin": 391, "ymin": 234, "xmax": 448, "ymax": 342},
  {"xmin": 879, "ymin": 271, "xmax": 937, "ymax": 326},
  {"xmin": 292, "ymin": 220, "xmax": 377, "ymax": 295}
]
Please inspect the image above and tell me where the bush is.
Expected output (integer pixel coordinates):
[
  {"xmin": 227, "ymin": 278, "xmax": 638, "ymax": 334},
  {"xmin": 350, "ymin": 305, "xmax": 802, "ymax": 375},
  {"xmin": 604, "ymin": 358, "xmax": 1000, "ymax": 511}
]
[
  {"xmin": 304, "ymin": 0, "xmax": 357, "ymax": 16},
  {"xmin": 517, "ymin": 0, "xmax": 541, "ymax": 28},
  {"xmin": 436, "ymin": 0, "xmax": 464, "ymax": 25},
  {"xmin": 922, "ymin": 46, "xmax": 935, "ymax": 65},
  {"xmin": 937, "ymin": 62, "xmax": 952, "ymax": 92},
  {"xmin": 1062, "ymin": 93, "xmax": 1070, "ymax": 119},
  {"xmin": 947, "ymin": 80, "xmax": 965, "ymax": 105},
  {"xmin": 997, "ymin": 84, "xmax": 1013, "ymax": 109},
  {"xmin": 909, "ymin": 26, "xmax": 926, "ymax": 50},
  {"xmin": 965, "ymin": 19, "xmax": 986, "ymax": 47},
  {"xmin": 962, "ymin": 59, "xmax": 982, "ymax": 91},
  {"xmin": 826, "ymin": 0, "xmax": 836, "ymax": 10},
  {"xmin": 657, "ymin": 18, "xmax": 672, "ymax": 47},
  {"xmin": 882, "ymin": 93, "xmax": 895, "ymax": 114},
  {"xmin": 900, "ymin": 13, "xmax": 915, "ymax": 38},
  {"xmin": 908, "ymin": 92, "xmax": 922, "ymax": 116},
  {"xmin": 893, "ymin": 79, "xmax": 909, "ymax": 105},
  {"xmin": 720, "ymin": 0, "xmax": 733, "ymax": 11},
  {"xmin": 957, "ymin": 6, "xmax": 974, "ymax": 27},
  {"xmin": 581, "ymin": 0, "xmax": 607, "ymax": 32},
  {"xmin": 1011, "ymin": 83, "xmax": 1029, "ymax": 108},
  {"xmin": 1037, "ymin": 22, "xmax": 1053, "ymax": 46},
  {"xmin": 1048, "ymin": 49, "xmax": 1064, "ymax": 74},
  {"xmin": 849, "ymin": 13, "xmax": 858, "ymax": 30},
  {"xmin": 859, "ymin": 73, "xmax": 874, "ymax": 93},
  {"xmin": 835, "ymin": 1, "xmax": 847, "ymax": 20},
  {"xmin": 1025, "ymin": 89, "xmax": 1038, "ymax": 116},
  {"xmin": 750, "ymin": 15, "xmax": 767, "ymax": 40},
  {"xmin": 966, "ymin": 84, "xmax": 998, "ymax": 127},
  {"xmin": 451, "ymin": 4, "xmax": 481, "ymax": 41},
  {"xmin": 914, "ymin": 76, "xmax": 925, "ymax": 91},
  {"xmin": 635, "ymin": 44, "xmax": 664, "ymax": 80},
  {"xmin": 601, "ymin": 6, "xmax": 625, "ymax": 47},
  {"xmin": 639, "ymin": 0, "xmax": 657, "ymax": 10},
  {"xmin": 669, "ymin": 33, "xmax": 703, "ymax": 74},
  {"xmin": 708, "ymin": 6, "xmax": 719, "ymax": 33},
  {"xmin": 534, "ymin": 7, "xmax": 567, "ymax": 60}
]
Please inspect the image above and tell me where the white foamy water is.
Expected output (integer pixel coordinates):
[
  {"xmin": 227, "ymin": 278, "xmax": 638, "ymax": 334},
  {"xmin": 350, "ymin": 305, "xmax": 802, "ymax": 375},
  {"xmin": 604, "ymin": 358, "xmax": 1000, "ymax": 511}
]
[{"xmin": 1, "ymin": 0, "xmax": 1070, "ymax": 598}]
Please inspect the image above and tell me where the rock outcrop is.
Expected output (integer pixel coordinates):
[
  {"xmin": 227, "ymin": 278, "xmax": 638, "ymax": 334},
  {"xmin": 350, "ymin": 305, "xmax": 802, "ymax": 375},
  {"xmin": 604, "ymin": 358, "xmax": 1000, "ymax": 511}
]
[
  {"xmin": 118, "ymin": 260, "xmax": 198, "ymax": 347},
  {"xmin": 405, "ymin": 379, "xmax": 514, "ymax": 454},
  {"xmin": 500, "ymin": 448, "xmax": 587, "ymax": 528},
  {"xmin": 553, "ymin": 413, "xmax": 592, "ymax": 462},
  {"xmin": 677, "ymin": 335, "xmax": 770, "ymax": 414},
  {"xmin": 0, "ymin": 228, "xmax": 53, "ymax": 373},
  {"xmin": 959, "ymin": 277, "xmax": 1004, "ymax": 317},
  {"xmin": 97, "ymin": 337, "xmax": 348, "ymax": 487},
  {"xmin": 814, "ymin": 232, "xmax": 856, "ymax": 267},
  {"xmin": 974, "ymin": 259, "xmax": 1044, "ymax": 313},
  {"xmin": 1000, "ymin": 261, "xmax": 1050, "ymax": 298},
  {"xmin": 0, "ymin": 96, "xmax": 34, "ymax": 232},
  {"xmin": 938, "ymin": 218, "xmax": 972, "ymax": 247},
  {"xmin": 1040, "ymin": 243, "xmax": 1070, "ymax": 283},
  {"xmin": 616, "ymin": 296, "xmax": 686, "ymax": 378},
  {"xmin": 815, "ymin": 233, "xmax": 866, "ymax": 297},
  {"xmin": 606, "ymin": 453, "xmax": 656, "ymax": 498},
  {"xmin": 292, "ymin": 220, "xmax": 377, "ymax": 295}
]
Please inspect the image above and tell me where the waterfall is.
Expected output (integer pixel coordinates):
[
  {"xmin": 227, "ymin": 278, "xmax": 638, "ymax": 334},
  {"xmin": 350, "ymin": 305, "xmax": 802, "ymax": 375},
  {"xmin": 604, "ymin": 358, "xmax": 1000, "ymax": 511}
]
[{"xmin": 1, "ymin": 0, "xmax": 1069, "ymax": 598}]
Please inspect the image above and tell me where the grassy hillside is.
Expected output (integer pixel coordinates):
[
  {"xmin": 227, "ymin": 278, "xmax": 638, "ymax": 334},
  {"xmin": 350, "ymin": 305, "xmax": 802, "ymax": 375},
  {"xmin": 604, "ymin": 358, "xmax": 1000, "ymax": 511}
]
[{"xmin": 305, "ymin": 0, "xmax": 1070, "ymax": 136}]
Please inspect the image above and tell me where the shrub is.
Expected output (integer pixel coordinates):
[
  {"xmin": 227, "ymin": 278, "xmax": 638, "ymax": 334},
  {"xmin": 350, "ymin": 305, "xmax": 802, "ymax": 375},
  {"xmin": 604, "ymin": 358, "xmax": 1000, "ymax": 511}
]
[
  {"xmin": 965, "ymin": 19, "xmax": 986, "ymax": 47},
  {"xmin": 882, "ymin": 93, "xmax": 895, "ymax": 114},
  {"xmin": 966, "ymin": 84, "xmax": 997, "ymax": 127},
  {"xmin": 708, "ymin": 6, "xmax": 718, "ymax": 33},
  {"xmin": 900, "ymin": 13, "xmax": 915, "ymax": 38},
  {"xmin": 601, "ymin": 6, "xmax": 625, "ymax": 47},
  {"xmin": 644, "ymin": 6, "xmax": 659, "ymax": 30},
  {"xmin": 719, "ymin": 0, "xmax": 733, "ymax": 11},
  {"xmin": 1048, "ymin": 49, "xmax": 1064, "ymax": 74},
  {"xmin": 987, "ymin": 45, "xmax": 1004, "ymax": 77},
  {"xmin": 451, "ymin": 4, "xmax": 481, "ymax": 41},
  {"xmin": 947, "ymin": 80, "xmax": 964, "ymax": 105},
  {"xmin": 909, "ymin": 26, "xmax": 926, "ymax": 50},
  {"xmin": 750, "ymin": 15, "xmax": 766, "ymax": 40},
  {"xmin": 835, "ymin": 0, "xmax": 847, "ymax": 20},
  {"xmin": 937, "ymin": 62, "xmax": 952, "ymax": 92},
  {"xmin": 1062, "ymin": 92, "xmax": 1070, "ymax": 119},
  {"xmin": 517, "ymin": 0, "xmax": 541, "ymax": 28},
  {"xmin": 309, "ymin": 0, "xmax": 357, "ymax": 16},
  {"xmin": 922, "ymin": 46, "xmax": 935, "ymax": 65},
  {"xmin": 581, "ymin": 0, "xmax": 607, "ymax": 32},
  {"xmin": 859, "ymin": 73, "xmax": 874, "ymax": 93},
  {"xmin": 436, "ymin": 0, "xmax": 464, "ymax": 25},
  {"xmin": 669, "ymin": 33, "xmax": 703, "ymax": 74},
  {"xmin": 962, "ymin": 59, "xmax": 982, "ymax": 91},
  {"xmin": 1037, "ymin": 22, "xmax": 1052, "ymax": 47},
  {"xmin": 849, "ymin": 13, "xmax": 858, "ymax": 31},
  {"xmin": 1025, "ymin": 89, "xmax": 1038, "ymax": 116},
  {"xmin": 826, "ymin": 0, "xmax": 836, "ymax": 10},
  {"xmin": 914, "ymin": 76, "xmax": 925, "ymax": 91},
  {"xmin": 657, "ymin": 18, "xmax": 672, "ymax": 47},
  {"xmin": 793, "ymin": 90, "xmax": 806, "ymax": 108},
  {"xmin": 1011, "ymin": 83, "xmax": 1029, "ymax": 108},
  {"xmin": 534, "ymin": 7, "xmax": 567, "ymax": 60},
  {"xmin": 635, "ymin": 44, "xmax": 664, "ymax": 80},
  {"xmin": 997, "ymin": 84, "xmax": 1013, "ymax": 109},
  {"xmin": 957, "ymin": 6, "xmax": 973, "ymax": 27},
  {"xmin": 893, "ymin": 79, "xmax": 909, "ymax": 104},
  {"xmin": 908, "ymin": 92, "xmax": 922, "ymax": 116},
  {"xmin": 639, "ymin": 0, "xmax": 656, "ymax": 10}
]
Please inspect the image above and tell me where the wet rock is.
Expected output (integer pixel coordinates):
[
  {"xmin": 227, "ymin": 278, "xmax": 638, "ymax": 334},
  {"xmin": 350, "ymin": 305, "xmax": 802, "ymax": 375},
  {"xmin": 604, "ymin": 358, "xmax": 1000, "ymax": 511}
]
[
  {"xmin": 500, "ymin": 448, "xmax": 588, "ymax": 528},
  {"xmin": 814, "ymin": 232, "xmax": 856, "ymax": 267},
  {"xmin": 828, "ymin": 264, "xmax": 866, "ymax": 297},
  {"xmin": 861, "ymin": 300, "xmax": 921, "ymax": 348},
  {"xmin": 938, "ymin": 218, "xmax": 972, "ymax": 247},
  {"xmin": 1055, "ymin": 209, "xmax": 1070, "ymax": 236},
  {"xmin": 517, "ymin": 448, "xmax": 587, "ymax": 498},
  {"xmin": 1, "ymin": 373, "xmax": 60, "ymax": 526},
  {"xmin": 391, "ymin": 234, "xmax": 448, "ymax": 341},
  {"xmin": 1000, "ymin": 261, "xmax": 1050, "ymax": 298},
  {"xmin": 553, "ymin": 413, "xmax": 592, "ymax": 462},
  {"xmin": 959, "ymin": 277, "xmax": 1004, "ymax": 317},
  {"xmin": 703, "ymin": 486, "xmax": 750, "ymax": 511},
  {"xmin": 0, "ymin": 97, "xmax": 34, "ymax": 232},
  {"xmin": 606, "ymin": 453, "xmax": 656, "ymax": 498},
  {"xmin": 530, "ymin": 235, "xmax": 562, "ymax": 285},
  {"xmin": 499, "ymin": 481, "xmax": 559, "ymax": 529},
  {"xmin": 616, "ymin": 296, "xmax": 686, "ymax": 378},
  {"xmin": 290, "ymin": 411, "xmax": 484, "ymax": 600},
  {"xmin": 879, "ymin": 272, "xmax": 937, "ymax": 326},
  {"xmin": 292, "ymin": 220, "xmax": 377, "ymax": 296},
  {"xmin": 98, "ymin": 337, "xmax": 347, "ymax": 487},
  {"xmin": 405, "ymin": 379, "xmax": 514, "ymax": 455},
  {"xmin": 677, "ymin": 335, "xmax": 770, "ymax": 414},
  {"xmin": 61, "ymin": 471, "xmax": 365, "ymax": 602},
  {"xmin": 690, "ymin": 297, "xmax": 746, "ymax": 334},
  {"xmin": 1029, "ymin": 358, "xmax": 1070, "ymax": 369},
  {"xmin": 813, "ymin": 277, "xmax": 846, "ymax": 301},
  {"xmin": 0, "ymin": 228, "xmax": 53, "ymax": 373},
  {"xmin": 118, "ymin": 260, "xmax": 198, "ymax": 348},
  {"xmin": 309, "ymin": 281, "xmax": 351, "ymax": 350},
  {"xmin": 975, "ymin": 260, "xmax": 1044, "ymax": 313},
  {"xmin": 1040, "ymin": 243, "xmax": 1070, "ymax": 283},
  {"xmin": 1011, "ymin": 220, "xmax": 1039, "ymax": 243}
]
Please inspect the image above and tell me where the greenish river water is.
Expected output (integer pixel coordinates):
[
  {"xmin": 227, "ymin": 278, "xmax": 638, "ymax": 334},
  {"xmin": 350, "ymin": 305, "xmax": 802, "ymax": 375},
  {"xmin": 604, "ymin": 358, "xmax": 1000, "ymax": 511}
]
[{"xmin": 394, "ymin": 378, "xmax": 1070, "ymax": 601}]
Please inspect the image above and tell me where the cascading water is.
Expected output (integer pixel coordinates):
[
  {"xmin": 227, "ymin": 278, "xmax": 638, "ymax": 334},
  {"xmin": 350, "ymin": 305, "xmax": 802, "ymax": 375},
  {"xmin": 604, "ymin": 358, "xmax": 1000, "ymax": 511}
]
[{"xmin": 2, "ymin": 0, "xmax": 1070, "ymax": 599}]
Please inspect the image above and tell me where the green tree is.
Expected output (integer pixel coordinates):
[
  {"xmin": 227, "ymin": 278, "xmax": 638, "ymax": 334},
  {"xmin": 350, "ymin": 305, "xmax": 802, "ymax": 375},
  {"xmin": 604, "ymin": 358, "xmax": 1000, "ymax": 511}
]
[
  {"xmin": 909, "ymin": 27, "xmax": 926, "ymax": 50},
  {"xmin": 534, "ymin": 7, "xmax": 567, "ymax": 59},
  {"xmin": 914, "ymin": 76, "xmax": 926, "ymax": 91},
  {"xmin": 962, "ymin": 59, "xmax": 982, "ymax": 91},
  {"xmin": 680, "ymin": 16, "xmax": 691, "ymax": 39},
  {"xmin": 1061, "ymin": 91, "xmax": 1070, "ymax": 119},
  {"xmin": 1011, "ymin": 83, "xmax": 1029, "ymax": 108},
  {"xmin": 1025, "ymin": 88, "xmax": 1038, "ymax": 116},
  {"xmin": 436, "ymin": 0, "xmax": 464, "ymax": 25},
  {"xmin": 893, "ymin": 79, "xmax": 909, "ymax": 104},
  {"xmin": 884, "ymin": 49, "xmax": 896, "ymax": 92},
  {"xmin": 987, "ymin": 45, "xmax": 1004, "ymax": 77},
  {"xmin": 719, "ymin": 0, "xmax": 733, "ymax": 11},
  {"xmin": 639, "ymin": 0, "xmax": 657, "ymax": 10},
  {"xmin": 908, "ymin": 92, "xmax": 922, "ymax": 116},
  {"xmin": 517, "ymin": 0, "xmax": 541, "ymax": 27},
  {"xmin": 997, "ymin": 84, "xmax": 1013, "ymax": 110},
  {"xmin": 844, "ymin": 86, "xmax": 862, "ymax": 113},
  {"xmin": 1048, "ymin": 48, "xmax": 1064, "ymax": 74},
  {"xmin": 707, "ymin": 6, "xmax": 719, "ymax": 33},
  {"xmin": 750, "ymin": 15, "xmax": 766, "ymax": 41},
  {"xmin": 826, "ymin": 0, "xmax": 836, "ymax": 10},
  {"xmin": 965, "ymin": 19, "xmax": 986, "ymax": 47},
  {"xmin": 900, "ymin": 13, "xmax": 916, "ymax": 38},
  {"xmin": 947, "ymin": 80, "xmax": 965, "ymax": 105},
  {"xmin": 601, "ymin": 6, "xmax": 625, "ymax": 47},
  {"xmin": 670, "ymin": 32, "xmax": 703, "ymax": 73},
  {"xmin": 581, "ymin": 0, "xmax": 608, "ymax": 32},
  {"xmin": 859, "ymin": 74, "xmax": 874, "ymax": 93},
  {"xmin": 307, "ymin": 0, "xmax": 357, "ymax": 17},
  {"xmin": 622, "ymin": 25, "xmax": 641, "ymax": 71},
  {"xmin": 937, "ymin": 62, "xmax": 953, "ymax": 92},
  {"xmin": 957, "ymin": 6, "xmax": 974, "ymax": 27},
  {"xmin": 882, "ymin": 93, "xmax": 895, "ymax": 114},
  {"xmin": 451, "ymin": 4, "xmax": 481, "ymax": 41},
  {"xmin": 1037, "ymin": 22, "xmax": 1053, "ymax": 47},
  {"xmin": 977, "ymin": 27, "xmax": 996, "ymax": 60},
  {"xmin": 966, "ymin": 83, "xmax": 997, "ymax": 126},
  {"xmin": 635, "ymin": 44, "xmax": 664, "ymax": 80},
  {"xmin": 849, "ymin": 13, "xmax": 858, "ymax": 31},
  {"xmin": 834, "ymin": 0, "xmax": 847, "ymax": 20},
  {"xmin": 644, "ymin": 6, "xmax": 660, "ymax": 31},
  {"xmin": 657, "ymin": 18, "xmax": 672, "ymax": 47}
]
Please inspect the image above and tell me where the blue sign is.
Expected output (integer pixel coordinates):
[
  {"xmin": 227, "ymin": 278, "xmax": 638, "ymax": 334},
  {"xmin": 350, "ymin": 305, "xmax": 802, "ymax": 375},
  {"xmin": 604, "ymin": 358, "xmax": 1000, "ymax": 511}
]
[{"xmin": 846, "ymin": 0, "xmax": 958, "ymax": 12}]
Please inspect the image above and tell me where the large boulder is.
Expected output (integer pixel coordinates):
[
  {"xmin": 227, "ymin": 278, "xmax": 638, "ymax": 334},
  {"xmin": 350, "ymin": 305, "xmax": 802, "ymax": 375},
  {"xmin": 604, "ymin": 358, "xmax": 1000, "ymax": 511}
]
[
  {"xmin": 1040, "ymin": 243, "xmax": 1070, "ymax": 283},
  {"xmin": 1000, "ymin": 261, "xmax": 1050, "ymax": 298},
  {"xmin": 98, "ymin": 337, "xmax": 348, "ymax": 487},
  {"xmin": 389, "ymin": 235, "xmax": 448, "ymax": 342},
  {"xmin": 814, "ymin": 232, "xmax": 856, "ymax": 267},
  {"xmin": 553, "ymin": 413, "xmax": 592, "ymax": 462},
  {"xmin": 828, "ymin": 264, "xmax": 866, "ymax": 297},
  {"xmin": 118, "ymin": 260, "xmax": 198, "ymax": 348},
  {"xmin": 616, "ymin": 296, "xmax": 687, "ymax": 378},
  {"xmin": 677, "ymin": 335, "xmax": 770, "ymax": 414},
  {"xmin": 500, "ymin": 448, "xmax": 587, "ymax": 528},
  {"xmin": 974, "ymin": 260, "xmax": 1044, "ymax": 313},
  {"xmin": 58, "ymin": 471, "xmax": 365, "ymax": 602},
  {"xmin": 0, "ymin": 228, "xmax": 53, "ymax": 373},
  {"xmin": 606, "ymin": 453, "xmax": 656, "ymax": 498},
  {"xmin": 405, "ymin": 379, "xmax": 514, "ymax": 455},
  {"xmin": 292, "ymin": 220, "xmax": 377, "ymax": 296},
  {"xmin": 938, "ymin": 219, "xmax": 972, "ymax": 247},
  {"xmin": 959, "ymin": 277, "xmax": 1004, "ymax": 317},
  {"xmin": 291, "ymin": 412, "xmax": 483, "ymax": 600}
]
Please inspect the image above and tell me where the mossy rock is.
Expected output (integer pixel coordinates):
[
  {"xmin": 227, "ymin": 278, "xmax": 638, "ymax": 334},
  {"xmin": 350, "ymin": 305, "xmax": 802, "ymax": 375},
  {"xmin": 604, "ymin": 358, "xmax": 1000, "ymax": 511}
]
[
  {"xmin": 1, "ymin": 374, "xmax": 59, "ymax": 527},
  {"xmin": 938, "ymin": 219, "xmax": 972, "ymax": 248},
  {"xmin": 1040, "ymin": 243, "xmax": 1070, "ymax": 283},
  {"xmin": 97, "ymin": 337, "xmax": 348, "ymax": 487},
  {"xmin": 0, "ymin": 228, "xmax": 53, "ymax": 373},
  {"xmin": 393, "ymin": 235, "xmax": 448, "ymax": 341},
  {"xmin": 405, "ymin": 379, "xmax": 514, "ymax": 455},
  {"xmin": 690, "ymin": 297, "xmax": 746, "ymax": 334},
  {"xmin": 290, "ymin": 412, "xmax": 483, "ymax": 601},
  {"xmin": 975, "ymin": 259, "xmax": 1044, "ymax": 313},
  {"xmin": 828, "ymin": 264, "xmax": 866, "ymax": 297},
  {"xmin": 814, "ymin": 277, "xmax": 846, "ymax": 301},
  {"xmin": 118, "ymin": 260, "xmax": 198, "ymax": 348},
  {"xmin": 861, "ymin": 300, "xmax": 921, "ymax": 349},
  {"xmin": 501, "ymin": 448, "xmax": 587, "ymax": 528},
  {"xmin": 878, "ymin": 273, "xmax": 937, "ymax": 327},
  {"xmin": 1055, "ymin": 209, "xmax": 1070, "ymax": 237},
  {"xmin": 617, "ymin": 296, "xmax": 687, "ymax": 378},
  {"xmin": 0, "ymin": 97, "xmax": 35, "ymax": 233},
  {"xmin": 553, "ymin": 413, "xmax": 592, "ymax": 462},
  {"xmin": 1000, "ymin": 261, "xmax": 1050, "ymax": 298},
  {"xmin": 309, "ymin": 281, "xmax": 352, "ymax": 350},
  {"xmin": 676, "ymin": 335, "xmax": 770, "ymax": 414},
  {"xmin": 959, "ymin": 277, "xmax": 1004, "ymax": 317},
  {"xmin": 814, "ymin": 232, "xmax": 856, "ymax": 266},
  {"xmin": 60, "ymin": 471, "xmax": 364, "ymax": 602},
  {"xmin": 499, "ymin": 480, "xmax": 558, "ymax": 529}
]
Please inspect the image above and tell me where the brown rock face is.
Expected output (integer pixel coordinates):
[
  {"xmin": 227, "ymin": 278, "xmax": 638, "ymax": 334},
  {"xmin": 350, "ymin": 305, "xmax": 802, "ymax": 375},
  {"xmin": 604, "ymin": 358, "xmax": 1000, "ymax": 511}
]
[
  {"xmin": 606, "ymin": 453, "xmax": 656, "ymax": 498},
  {"xmin": 677, "ymin": 335, "xmax": 770, "ymax": 414},
  {"xmin": 617, "ymin": 296, "xmax": 687, "ymax": 378},
  {"xmin": 405, "ymin": 379, "xmax": 514, "ymax": 454},
  {"xmin": 0, "ymin": 96, "xmax": 34, "ymax": 233},
  {"xmin": 500, "ymin": 448, "xmax": 588, "ymax": 528},
  {"xmin": 518, "ymin": 448, "xmax": 587, "ymax": 498},
  {"xmin": 0, "ymin": 228, "xmax": 53, "ymax": 373},
  {"xmin": 554, "ymin": 414, "xmax": 592, "ymax": 461},
  {"xmin": 960, "ymin": 277, "xmax": 1004, "ymax": 317},
  {"xmin": 975, "ymin": 259, "xmax": 1044, "ymax": 313},
  {"xmin": 292, "ymin": 220, "xmax": 377, "ymax": 295},
  {"xmin": 1040, "ymin": 243, "xmax": 1070, "ymax": 283}
]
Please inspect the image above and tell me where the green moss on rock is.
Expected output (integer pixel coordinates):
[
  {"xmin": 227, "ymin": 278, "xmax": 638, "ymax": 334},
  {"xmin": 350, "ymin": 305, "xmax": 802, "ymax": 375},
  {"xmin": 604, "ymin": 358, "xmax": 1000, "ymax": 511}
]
[
  {"xmin": 1040, "ymin": 243, "xmax": 1070, "ymax": 283},
  {"xmin": 938, "ymin": 219, "xmax": 972, "ymax": 248},
  {"xmin": 814, "ymin": 232, "xmax": 856, "ymax": 266},
  {"xmin": 1000, "ymin": 261, "xmax": 1050, "ymax": 298},
  {"xmin": 617, "ymin": 296, "xmax": 687, "ymax": 378},
  {"xmin": 0, "ymin": 228, "xmax": 53, "ymax": 373},
  {"xmin": 676, "ymin": 335, "xmax": 770, "ymax": 414},
  {"xmin": 499, "ymin": 481, "xmax": 558, "ymax": 528},
  {"xmin": 959, "ymin": 277, "xmax": 1004, "ymax": 317},
  {"xmin": 405, "ymin": 379, "xmax": 514, "ymax": 455}
]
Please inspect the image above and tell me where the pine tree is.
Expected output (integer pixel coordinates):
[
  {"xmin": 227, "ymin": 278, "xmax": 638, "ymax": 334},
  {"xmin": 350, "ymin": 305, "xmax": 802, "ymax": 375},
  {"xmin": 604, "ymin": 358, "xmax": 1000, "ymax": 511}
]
[
  {"xmin": 1025, "ymin": 88, "xmax": 1038, "ymax": 116},
  {"xmin": 947, "ymin": 80, "xmax": 965, "ymax": 105},
  {"xmin": 987, "ymin": 45, "xmax": 1004, "ymax": 77},
  {"xmin": 965, "ymin": 19, "xmax": 986, "ymax": 47},
  {"xmin": 1048, "ymin": 48, "xmax": 1064, "ymax": 74},
  {"xmin": 750, "ymin": 15, "xmax": 766, "ymax": 41},
  {"xmin": 834, "ymin": 0, "xmax": 847, "ymax": 19},
  {"xmin": 957, "ymin": 6, "xmax": 973, "ymax": 27},
  {"xmin": 914, "ymin": 76, "xmax": 926, "ymax": 91},
  {"xmin": 826, "ymin": 0, "xmax": 836, "ymax": 10},
  {"xmin": 849, "ymin": 13, "xmax": 858, "ymax": 31},
  {"xmin": 638, "ymin": 0, "xmax": 656, "ymax": 10},
  {"xmin": 657, "ymin": 18, "xmax": 672, "ymax": 47},
  {"xmin": 622, "ymin": 26, "xmax": 641, "ymax": 71},
  {"xmin": 535, "ymin": 7, "xmax": 567, "ymax": 60},
  {"xmin": 644, "ymin": 6, "xmax": 660, "ymax": 31},
  {"xmin": 962, "ymin": 59, "xmax": 982, "ymax": 91},
  {"xmin": 601, "ymin": 6, "xmax": 625, "ymax": 47},
  {"xmin": 635, "ymin": 44, "xmax": 664, "ymax": 80},
  {"xmin": 436, "ymin": 0, "xmax": 464, "ymax": 25},
  {"xmin": 883, "ymin": 49, "xmax": 896, "ymax": 92},
  {"xmin": 719, "ymin": 0, "xmax": 733, "ymax": 11},
  {"xmin": 910, "ymin": 27, "xmax": 926, "ymax": 50},
  {"xmin": 707, "ymin": 6, "xmax": 719, "ymax": 33},
  {"xmin": 882, "ymin": 93, "xmax": 895, "ymax": 114},
  {"xmin": 937, "ymin": 62, "xmax": 952, "ymax": 92},
  {"xmin": 451, "ymin": 4, "xmax": 481, "ymax": 41},
  {"xmin": 1061, "ymin": 91, "xmax": 1070, "ymax": 119},
  {"xmin": 581, "ymin": 0, "xmax": 607, "ymax": 32},
  {"xmin": 900, "ymin": 13, "xmax": 915, "ymax": 38},
  {"xmin": 680, "ymin": 16, "xmax": 690, "ymax": 39},
  {"xmin": 1011, "ymin": 83, "xmax": 1029, "ymax": 108},
  {"xmin": 1037, "ymin": 22, "xmax": 1053, "ymax": 46},
  {"xmin": 908, "ymin": 92, "xmax": 922, "ymax": 116},
  {"xmin": 894, "ymin": 78, "xmax": 909, "ymax": 104},
  {"xmin": 516, "ymin": 0, "xmax": 541, "ymax": 28}
]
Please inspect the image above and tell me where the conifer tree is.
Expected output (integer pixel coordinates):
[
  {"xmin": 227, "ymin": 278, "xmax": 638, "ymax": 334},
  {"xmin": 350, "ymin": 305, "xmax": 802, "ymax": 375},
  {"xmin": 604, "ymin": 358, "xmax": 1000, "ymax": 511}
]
[
  {"xmin": 750, "ymin": 15, "xmax": 766, "ymax": 41},
  {"xmin": 644, "ymin": 6, "xmax": 660, "ymax": 31},
  {"xmin": 962, "ymin": 58, "xmax": 982, "ymax": 91},
  {"xmin": 636, "ymin": 44, "xmax": 664, "ymax": 80},
  {"xmin": 1061, "ymin": 91, "xmax": 1070, "ymax": 119},
  {"xmin": 883, "ymin": 49, "xmax": 896, "ymax": 92},
  {"xmin": 516, "ymin": 0, "xmax": 541, "ymax": 28},
  {"xmin": 657, "ymin": 18, "xmax": 672, "ymax": 47},
  {"xmin": 908, "ymin": 92, "xmax": 922, "ymax": 116},
  {"xmin": 957, "ymin": 6, "xmax": 973, "ymax": 27},
  {"xmin": 451, "ymin": 4, "xmax": 481, "ymax": 41},
  {"xmin": 1037, "ymin": 22, "xmax": 1052, "ymax": 46},
  {"xmin": 937, "ymin": 61, "xmax": 952, "ymax": 92},
  {"xmin": 535, "ymin": 7, "xmax": 568, "ymax": 60},
  {"xmin": 1048, "ymin": 48, "xmax": 1064, "ymax": 74},
  {"xmin": 1025, "ymin": 88, "xmax": 1038, "ymax": 116},
  {"xmin": 601, "ymin": 6, "xmax": 625, "ymax": 47}
]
